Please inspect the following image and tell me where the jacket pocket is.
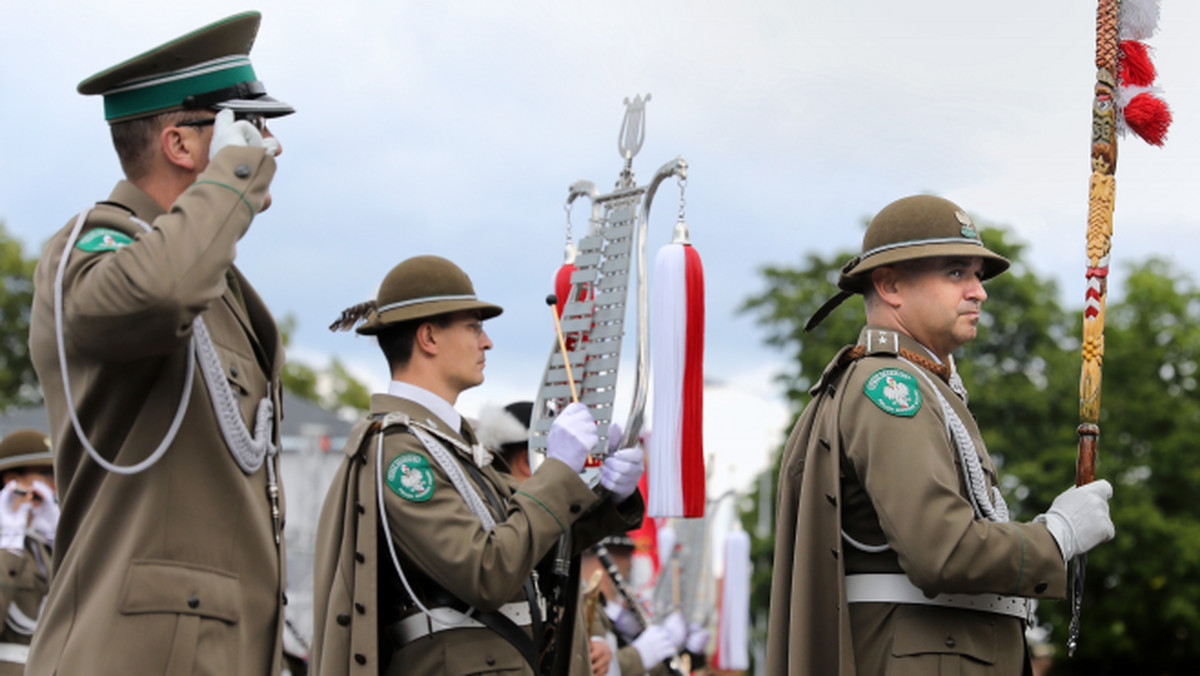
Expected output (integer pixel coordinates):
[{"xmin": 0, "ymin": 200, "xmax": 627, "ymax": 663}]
[
  {"xmin": 119, "ymin": 559, "xmax": 240, "ymax": 622},
  {"xmin": 890, "ymin": 605, "xmax": 996, "ymax": 665},
  {"xmin": 118, "ymin": 561, "xmax": 241, "ymax": 676},
  {"xmin": 442, "ymin": 636, "xmax": 528, "ymax": 675}
]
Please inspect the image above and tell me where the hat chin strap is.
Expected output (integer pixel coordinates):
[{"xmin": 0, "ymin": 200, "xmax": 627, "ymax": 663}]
[{"xmin": 804, "ymin": 290, "xmax": 853, "ymax": 332}]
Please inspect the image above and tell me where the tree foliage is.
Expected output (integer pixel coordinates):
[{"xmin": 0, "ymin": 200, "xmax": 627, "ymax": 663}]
[
  {"xmin": 739, "ymin": 220, "xmax": 1200, "ymax": 673},
  {"xmin": 278, "ymin": 314, "xmax": 370, "ymax": 415},
  {"xmin": 0, "ymin": 222, "xmax": 41, "ymax": 411}
]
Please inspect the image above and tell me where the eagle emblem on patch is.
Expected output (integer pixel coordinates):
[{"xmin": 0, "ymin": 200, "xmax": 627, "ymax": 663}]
[
  {"xmin": 76, "ymin": 227, "xmax": 133, "ymax": 252},
  {"xmin": 386, "ymin": 452, "xmax": 435, "ymax": 502},
  {"xmin": 864, "ymin": 368, "xmax": 922, "ymax": 417}
]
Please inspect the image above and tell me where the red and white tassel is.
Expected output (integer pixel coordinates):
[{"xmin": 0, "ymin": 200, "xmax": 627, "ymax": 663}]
[
  {"xmin": 714, "ymin": 526, "xmax": 751, "ymax": 671},
  {"xmin": 1116, "ymin": 0, "xmax": 1170, "ymax": 146},
  {"xmin": 648, "ymin": 222, "xmax": 706, "ymax": 518}
]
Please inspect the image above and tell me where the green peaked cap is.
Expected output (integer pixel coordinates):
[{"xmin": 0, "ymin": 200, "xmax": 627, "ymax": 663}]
[{"xmin": 78, "ymin": 11, "xmax": 294, "ymax": 123}]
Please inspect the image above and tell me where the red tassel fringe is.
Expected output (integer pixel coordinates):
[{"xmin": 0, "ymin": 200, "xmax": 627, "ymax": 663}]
[
  {"xmin": 1118, "ymin": 40, "xmax": 1156, "ymax": 87},
  {"xmin": 1124, "ymin": 92, "xmax": 1172, "ymax": 146},
  {"xmin": 681, "ymin": 245, "xmax": 706, "ymax": 517}
]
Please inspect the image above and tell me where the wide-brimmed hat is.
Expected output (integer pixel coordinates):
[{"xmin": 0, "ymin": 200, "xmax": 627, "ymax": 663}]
[
  {"xmin": 0, "ymin": 429, "xmax": 52, "ymax": 474},
  {"xmin": 806, "ymin": 195, "xmax": 1010, "ymax": 330},
  {"xmin": 77, "ymin": 11, "xmax": 294, "ymax": 123},
  {"xmin": 332, "ymin": 256, "xmax": 503, "ymax": 336}
]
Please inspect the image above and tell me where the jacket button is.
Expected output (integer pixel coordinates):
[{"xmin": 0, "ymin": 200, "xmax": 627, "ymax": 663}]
[
  {"xmin": 234, "ymin": 163, "xmax": 252, "ymax": 178},
  {"xmin": 355, "ymin": 552, "xmax": 365, "ymax": 563},
  {"xmin": 486, "ymin": 657, "xmax": 496, "ymax": 666},
  {"xmin": 356, "ymin": 502, "xmax": 365, "ymax": 514},
  {"xmin": 354, "ymin": 654, "xmax": 367, "ymax": 665},
  {"xmin": 945, "ymin": 636, "xmax": 956, "ymax": 648},
  {"xmin": 355, "ymin": 602, "xmax": 366, "ymax": 614},
  {"xmin": 337, "ymin": 613, "xmax": 351, "ymax": 626},
  {"xmin": 830, "ymin": 548, "xmax": 839, "ymax": 559},
  {"xmin": 570, "ymin": 504, "xmax": 581, "ymax": 514},
  {"xmin": 187, "ymin": 596, "xmax": 200, "ymax": 609},
  {"xmin": 282, "ymin": 593, "xmax": 289, "ymax": 606},
  {"xmin": 825, "ymin": 493, "xmax": 836, "ymax": 506},
  {"xmin": 230, "ymin": 365, "xmax": 239, "ymax": 377},
  {"xmin": 1035, "ymin": 582, "xmax": 1048, "ymax": 593}
]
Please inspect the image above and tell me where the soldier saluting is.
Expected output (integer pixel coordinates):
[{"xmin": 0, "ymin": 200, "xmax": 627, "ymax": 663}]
[
  {"xmin": 765, "ymin": 195, "xmax": 1116, "ymax": 675},
  {"xmin": 26, "ymin": 12, "xmax": 292, "ymax": 675}
]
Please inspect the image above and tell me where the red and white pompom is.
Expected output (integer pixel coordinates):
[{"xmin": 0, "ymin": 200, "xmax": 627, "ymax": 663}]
[{"xmin": 1116, "ymin": 0, "xmax": 1171, "ymax": 146}]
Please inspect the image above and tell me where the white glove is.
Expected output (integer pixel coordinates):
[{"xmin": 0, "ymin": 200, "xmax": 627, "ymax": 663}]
[
  {"xmin": 661, "ymin": 611, "xmax": 687, "ymax": 650},
  {"xmin": 546, "ymin": 402, "xmax": 598, "ymax": 473},
  {"xmin": 28, "ymin": 479, "xmax": 59, "ymax": 544},
  {"xmin": 605, "ymin": 600, "xmax": 641, "ymax": 641},
  {"xmin": 209, "ymin": 109, "xmax": 280, "ymax": 159},
  {"xmin": 1039, "ymin": 479, "xmax": 1115, "ymax": 561},
  {"xmin": 632, "ymin": 624, "xmax": 676, "ymax": 668},
  {"xmin": 685, "ymin": 623, "xmax": 710, "ymax": 654},
  {"xmin": 0, "ymin": 481, "xmax": 32, "ymax": 551},
  {"xmin": 600, "ymin": 446, "xmax": 644, "ymax": 502}
]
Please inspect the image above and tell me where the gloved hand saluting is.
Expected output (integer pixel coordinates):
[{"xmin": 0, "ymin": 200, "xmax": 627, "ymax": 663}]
[
  {"xmin": 209, "ymin": 109, "xmax": 280, "ymax": 160},
  {"xmin": 28, "ymin": 479, "xmax": 59, "ymax": 545},
  {"xmin": 0, "ymin": 480, "xmax": 33, "ymax": 552},
  {"xmin": 1039, "ymin": 479, "xmax": 1115, "ymax": 561},
  {"xmin": 546, "ymin": 402, "xmax": 598, "ymax": 473}
]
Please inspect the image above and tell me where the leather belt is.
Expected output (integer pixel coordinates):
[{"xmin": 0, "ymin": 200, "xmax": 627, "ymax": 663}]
[
  {"xmin": 0, "ymin": 642, "xmax": 30, "ymax": 664},
  {"xmin": 391, "ymin": 601, "xmax": 539, "ymax": 646},
  {"xmin": 846, "ymin": 573, "xmax": 1032, "ymax": 621}
]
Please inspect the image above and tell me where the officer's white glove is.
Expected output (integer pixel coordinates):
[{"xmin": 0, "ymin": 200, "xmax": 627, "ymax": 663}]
[
  {"xmin": 632, "ymin": 624, "xmax": 676, "ymax": 668},
  {"xmin": 661, "ymin": 611, "xmax": 688, "ymax": 650},
  {"xmin": 685, "ymin": 623, "xmax": 710, "ymax": 654},
  {"xmin": 546, "ymin": 402, "xmax": 598, "ymax": 473},
  {"xmin": 600, "ymin": 446, "xmax": 644, "ymax": 502},
  {"xmin": 0, "ymin": 481, "xmax": 32, "ymax": 552},
  {"xmin": 209, "ymin": 109, "xmax": 280, "ymax": 159},
  {"xmin": 28, "ymin": 479, "xmax": 59, "ymax": 545},
  {"xmin": 1038, "ymin": 479, "xmax": 1115, "ymax": 561},
  {"xmin": 605, "ymin": 600, "xmax": 641, "ymax": 641}
]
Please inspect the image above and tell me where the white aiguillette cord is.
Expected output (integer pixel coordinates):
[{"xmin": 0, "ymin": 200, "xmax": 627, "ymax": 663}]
[{"xmin": 53, "ymin": 208, "xmax": 275, "ymax": 478}]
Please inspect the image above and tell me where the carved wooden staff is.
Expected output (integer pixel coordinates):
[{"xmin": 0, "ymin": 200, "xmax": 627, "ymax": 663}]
[
  {"xmin": 1072, "ymin": 0, "xmax": 1172, "ymax": 654},
  {"xmin": 1069, "ymin": 0, "xmax": 1120, "ymax": 656}
]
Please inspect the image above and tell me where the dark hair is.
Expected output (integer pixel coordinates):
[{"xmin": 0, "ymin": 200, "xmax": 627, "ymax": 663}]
[
  {"xmin": 109, "ymin": 110, "xmax": 212, "ymax": 180},
  {"xmin": 376, "ymin": 314, "xmax": 455, "ymax": 371}
]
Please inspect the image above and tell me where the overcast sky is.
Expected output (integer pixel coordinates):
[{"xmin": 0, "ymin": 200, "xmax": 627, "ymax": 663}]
[{"xmin": 2, "ymin": 0, "xmax": 1196, "ymax": 498}]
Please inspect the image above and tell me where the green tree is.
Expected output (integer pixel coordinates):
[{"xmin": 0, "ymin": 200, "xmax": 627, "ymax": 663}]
[
  {"xmin": 278, "ymin": 313, "xmax": 370, "ymax": 415},
  {"xmin": 740, "ymin": 221, "xmax": 1200, "ymax": 673},
  {"xmin": 0, "ymin": 222, "xmax": 41, "ymax": 411}
]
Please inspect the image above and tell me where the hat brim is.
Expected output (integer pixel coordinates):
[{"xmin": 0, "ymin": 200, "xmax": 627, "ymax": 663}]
[
  {"xmin": 0, "ymin": 453, "xmax": 53, "ymax": 474},
  {"xmin": 215, "ymin": 94, "xmax": 294, "ymax": 118},
  {"xmin": 357, "ymin": 299, "xmax": 503, "ymax": 335},
  {"xmin": 839, "ymin": 242, "xmax": 1010, "ymax": 293}
]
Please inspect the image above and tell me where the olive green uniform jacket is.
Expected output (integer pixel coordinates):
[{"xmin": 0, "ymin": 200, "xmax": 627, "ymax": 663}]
[
  {"xmin": 766, "ymin": 327, "xmax": 1068, "ymax": 676},
  {"xmin": 0, "ymin": 535, "xmax": 52, "ymax": 674},
  {"xmin": 26, "ymin": 147, "xmax": 286, "ymax": 676},
  {"xmin": 311, "ymin": 394, "xmax": 644, "ymax": 676}
]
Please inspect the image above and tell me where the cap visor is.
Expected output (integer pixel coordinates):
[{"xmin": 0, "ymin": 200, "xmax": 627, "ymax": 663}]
[{"xmin": 215, "ymin": 95, "xmax": 294, "ymax": 118}]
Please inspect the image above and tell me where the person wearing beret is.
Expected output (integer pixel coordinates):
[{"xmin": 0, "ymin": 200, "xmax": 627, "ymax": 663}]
[
  {"xmin": 311, "ymin": 256, "xmax": 645, "ymax": 676},
  {"xmin": 26, "ymin": 12, "xmax": 293, "ymax": 676},
  {"xmin": 0, "ymin": 430, "xmax": 57, "ymax": 674},
  {"xmin": 765, "ymin": 195, "xmax": 1116, "ymax": 675}
]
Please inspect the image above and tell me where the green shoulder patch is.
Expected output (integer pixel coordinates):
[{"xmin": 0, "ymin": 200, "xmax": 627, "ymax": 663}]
[
  {"xmin": 863, "ymin": 367, "xmax": 922, "ymax": 417},
  {"xmin": 76, "ymin": 227, "xmax": 133, "ymax": 252},
  {"xmin": 385, "ymin": 452, "xmax": 435, "ymax": 502}
]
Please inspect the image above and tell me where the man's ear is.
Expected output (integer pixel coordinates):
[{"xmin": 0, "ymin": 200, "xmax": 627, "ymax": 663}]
[
  {"xmin": 871, "ymin": 266, "xmax": 904, "ymax": 309},
  {"xmin": 160, "ymin": 124, "xmax": 204, "ymax": 172},
  {"xmin": 413, "ymin": 321, "xmax": 440, "ymax": 356}
]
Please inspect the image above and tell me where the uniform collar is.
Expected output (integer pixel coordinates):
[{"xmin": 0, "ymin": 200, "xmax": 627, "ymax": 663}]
[
  {"xmin": 386, "ymin": 380, "xmax": 462, "ymax": 432},
  {"xmin": 106, "ymin": 180, "xmax": 166, "ymax": 223}
]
